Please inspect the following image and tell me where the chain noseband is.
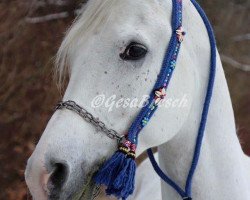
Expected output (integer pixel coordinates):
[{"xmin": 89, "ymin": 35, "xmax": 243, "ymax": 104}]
[{"xmin": 56, "ymin": 100, "xmax": 124, "ymax": 142}]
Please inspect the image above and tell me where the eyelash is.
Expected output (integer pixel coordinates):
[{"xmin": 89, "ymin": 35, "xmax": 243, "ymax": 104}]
[{"xmin": 120, "ymin": 42, "xmax": 148, "ymax": 61}]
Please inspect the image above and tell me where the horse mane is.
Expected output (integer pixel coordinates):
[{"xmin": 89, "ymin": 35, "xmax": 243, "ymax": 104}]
[{"xmin": 55, "ymin": 0, "xmax": 116, "ymax": 87}]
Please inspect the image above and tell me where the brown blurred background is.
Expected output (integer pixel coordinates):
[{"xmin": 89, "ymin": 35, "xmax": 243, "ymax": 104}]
[{"xmin": 0, "ymin": 0, "xmax": 249, "ymax": 199}]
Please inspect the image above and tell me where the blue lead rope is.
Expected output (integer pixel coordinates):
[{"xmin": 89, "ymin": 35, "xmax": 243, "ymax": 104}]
[
  {"xmin": 95, "ymin": 0, "xmax": 216, "ymax": 199},
  {"xmin": 147, "ymin": 0, "xmax": 216, "ymax": 199}
]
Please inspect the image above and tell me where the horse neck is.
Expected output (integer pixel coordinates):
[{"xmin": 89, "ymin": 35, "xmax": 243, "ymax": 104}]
[{"xmin": 157, "ymin": 2, "xmax": 250, "ymax": 199}]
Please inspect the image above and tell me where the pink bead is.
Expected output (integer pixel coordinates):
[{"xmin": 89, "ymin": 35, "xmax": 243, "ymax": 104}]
[
  {"xmin": 124, "ymin": 140, "xmax": 132, "ymax": 147},
  {"xmin": 130, "ymin": 144, "xmax": 137, "ymax": 152}
]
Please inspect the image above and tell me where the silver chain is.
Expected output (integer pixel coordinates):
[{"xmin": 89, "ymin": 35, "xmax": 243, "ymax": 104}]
[{"xmin": 55, "ymin": 100, "xmax": 124, "ymax": 142}]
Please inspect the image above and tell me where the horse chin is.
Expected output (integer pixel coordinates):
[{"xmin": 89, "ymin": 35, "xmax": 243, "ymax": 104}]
[
  {"xmin": 72, "ymin": 170, "xmax": 100, "ymax": 200},
  {"xmin": 71, "ymin": 164, "xmax": 103, "ymax": 200}
]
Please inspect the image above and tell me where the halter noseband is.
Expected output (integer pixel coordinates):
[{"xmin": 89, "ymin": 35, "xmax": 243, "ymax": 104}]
[
  {"xmin": 56, "ymin": 100, "xmax": 124, "ymax": 142},
  {"xmin": 56, "ymin": 0, "xmax": 216, "ymax": 199}
]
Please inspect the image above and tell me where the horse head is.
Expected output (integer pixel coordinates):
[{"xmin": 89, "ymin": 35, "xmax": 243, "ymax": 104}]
[{"xmin": 25, "ymin": 0, "xmax": 194, "ymax": 199}]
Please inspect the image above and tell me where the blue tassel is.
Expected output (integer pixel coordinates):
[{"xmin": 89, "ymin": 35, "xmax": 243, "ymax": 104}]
[
  {"xmin": 94, "ymin": 151, "xmax": 126, "ymax": 186},
  {"xmin": 94, "ymin": 142, "xmax": 137, "ymax": 200},
  {"xmin": 106, "ymin": 158, "xmax": 136, "ymax": 200}
]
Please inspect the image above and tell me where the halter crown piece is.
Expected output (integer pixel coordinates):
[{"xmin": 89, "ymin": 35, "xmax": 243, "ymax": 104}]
[{"xmin": 57, "ymin": 0, "xmax": 216, "ymax": 199}]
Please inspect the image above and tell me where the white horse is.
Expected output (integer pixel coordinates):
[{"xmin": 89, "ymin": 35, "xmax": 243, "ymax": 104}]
[{"xmin": 25, "ymin": 0, "xmax": 250, "ymax": 199}]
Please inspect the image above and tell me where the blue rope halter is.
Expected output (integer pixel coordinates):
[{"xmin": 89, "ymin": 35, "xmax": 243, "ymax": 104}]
[{"xmin": 95, "ymin": 0, "xmax": 216, "ymax": 199}]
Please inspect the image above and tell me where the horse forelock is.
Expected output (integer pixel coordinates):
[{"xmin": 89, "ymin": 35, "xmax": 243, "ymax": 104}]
[{"xmin": 55, "ymin": 0, "xmax": 117, "ymax": 88}]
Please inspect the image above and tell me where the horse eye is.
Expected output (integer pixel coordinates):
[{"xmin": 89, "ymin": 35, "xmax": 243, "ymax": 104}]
[{"xmin": 120, "ymin": 42, "xmax": 148, "ymax": 60}]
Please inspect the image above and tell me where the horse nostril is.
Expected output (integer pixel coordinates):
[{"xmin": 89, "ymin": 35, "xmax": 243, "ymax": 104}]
[{"xmin": 47, "ymin": 163, "xmax": 69, "ymax": 197}]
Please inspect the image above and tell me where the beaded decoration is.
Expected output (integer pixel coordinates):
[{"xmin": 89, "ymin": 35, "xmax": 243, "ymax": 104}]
[
  {"xmin": 154, "ymin": 87, "xmax": 167, "ymax": 105},
  {"xmin": 118, "ymin": 139, "xmax": 136, "ymax": 159},
  {"xmin": 176, "ymin": 26, "xmax": 186, "ymax": 42}
]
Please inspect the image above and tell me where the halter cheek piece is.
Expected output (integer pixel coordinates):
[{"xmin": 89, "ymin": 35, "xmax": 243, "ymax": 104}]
[{"xmin": 56, "ymin": 0, "xmax": 216, "ymax": 199}]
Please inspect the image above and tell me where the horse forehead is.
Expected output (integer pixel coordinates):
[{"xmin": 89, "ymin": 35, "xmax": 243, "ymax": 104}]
[{"xmin": 111, "ymin": 0, "xmax": 166, "ymax": 24}]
